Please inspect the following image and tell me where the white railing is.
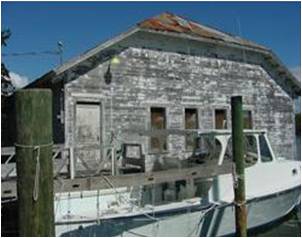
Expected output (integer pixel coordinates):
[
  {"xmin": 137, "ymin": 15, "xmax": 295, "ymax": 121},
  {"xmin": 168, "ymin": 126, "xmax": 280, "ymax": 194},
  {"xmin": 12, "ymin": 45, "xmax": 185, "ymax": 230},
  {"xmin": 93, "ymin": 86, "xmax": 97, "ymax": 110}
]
[
  {"xmin": 1, "ymin": 144, "xmax": 116, "ymax": 180},
  {"xmin": 1, "ymin": 144, "xmax": 71, "ymax": 180}
]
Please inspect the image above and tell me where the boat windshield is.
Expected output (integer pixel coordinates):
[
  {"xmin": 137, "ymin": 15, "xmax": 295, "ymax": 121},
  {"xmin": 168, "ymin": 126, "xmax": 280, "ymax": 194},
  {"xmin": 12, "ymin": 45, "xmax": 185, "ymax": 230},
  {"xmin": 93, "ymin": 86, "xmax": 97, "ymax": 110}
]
[
  {"xmin": 224, "ymin": 134, "xmax": 258, "ymax": 167},
  {"xmin": 259, "ymin": 134, "xmax": 273, "ymax": 162},
  {"xmin": 191, "ymin": 134, "xmax": 222, "ymax": 163}
]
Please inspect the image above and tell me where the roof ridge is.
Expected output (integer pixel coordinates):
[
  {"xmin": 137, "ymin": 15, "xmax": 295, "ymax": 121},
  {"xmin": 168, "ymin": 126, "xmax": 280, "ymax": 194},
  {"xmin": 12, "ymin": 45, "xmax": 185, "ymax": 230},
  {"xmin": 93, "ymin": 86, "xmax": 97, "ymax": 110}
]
[{"xmin": 138, "ymin": 12, "xmax": 266, "ymax": 50}]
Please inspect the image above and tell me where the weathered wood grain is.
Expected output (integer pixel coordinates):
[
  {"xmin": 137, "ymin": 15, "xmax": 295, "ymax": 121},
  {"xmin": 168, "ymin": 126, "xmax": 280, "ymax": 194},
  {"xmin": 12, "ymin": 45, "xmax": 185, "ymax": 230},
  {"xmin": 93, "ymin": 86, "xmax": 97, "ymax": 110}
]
[{"xmin": 2, "ymin": 161, "xmax": 232, "ymax": 199}]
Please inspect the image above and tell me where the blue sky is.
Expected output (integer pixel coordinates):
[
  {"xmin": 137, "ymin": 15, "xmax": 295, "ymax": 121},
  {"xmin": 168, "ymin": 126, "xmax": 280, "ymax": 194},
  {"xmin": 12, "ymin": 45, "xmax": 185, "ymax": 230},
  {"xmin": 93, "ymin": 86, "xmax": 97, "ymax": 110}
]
[{"xmin": 1, "ymin": 1, "xmax": 301, "ymax": 86}]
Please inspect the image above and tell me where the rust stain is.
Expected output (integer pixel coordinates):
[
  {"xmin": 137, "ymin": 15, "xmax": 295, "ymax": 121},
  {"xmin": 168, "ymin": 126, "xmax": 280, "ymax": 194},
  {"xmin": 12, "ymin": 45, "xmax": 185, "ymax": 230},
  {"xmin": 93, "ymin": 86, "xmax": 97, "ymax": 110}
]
[{"xmin": 138, "ymin": 12, "xmax": 262, "ymax": 49}]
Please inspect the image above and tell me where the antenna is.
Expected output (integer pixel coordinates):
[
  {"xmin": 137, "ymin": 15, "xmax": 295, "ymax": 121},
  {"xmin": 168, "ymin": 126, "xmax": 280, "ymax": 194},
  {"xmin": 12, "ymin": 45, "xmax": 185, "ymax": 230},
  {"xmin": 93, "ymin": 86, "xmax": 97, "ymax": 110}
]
[
  {"xmin": 236, "ymin": 17, "xmax": 247, "ymax": 63},
  {"xmin": 2, "ymin": 42, "xmax": 64, "ymax": 66},
  {"xmin": 57, "ymin": 41, "xmax": 64, "ymax": 65}
]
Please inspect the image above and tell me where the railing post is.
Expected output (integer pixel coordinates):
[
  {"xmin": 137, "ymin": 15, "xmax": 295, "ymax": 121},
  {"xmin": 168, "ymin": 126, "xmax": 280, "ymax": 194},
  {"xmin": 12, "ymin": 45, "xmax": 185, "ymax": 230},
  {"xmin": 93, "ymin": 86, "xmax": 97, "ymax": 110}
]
[
  {"xmin": 231, "ymin": 96, "xmax": 247, "ymax": 237},
  {"xmin": 111, "ymin": 147, "xmax": 116, "ymax": 176},
  {"xmin": 69, "ymin": 146, "xmax": 75, "ymax": 179},
  {"xmin": 15, "ymin": 89, "xmax": 55, "ymax": 236}
]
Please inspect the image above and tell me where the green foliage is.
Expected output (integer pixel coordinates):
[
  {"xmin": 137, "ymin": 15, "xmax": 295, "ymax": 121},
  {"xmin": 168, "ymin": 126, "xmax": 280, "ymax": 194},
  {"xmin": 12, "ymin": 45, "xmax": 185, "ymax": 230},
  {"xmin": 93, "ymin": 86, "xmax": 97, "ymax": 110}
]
[
  {"xmin": 1, "ymin": 28, "xmax": 15, "ymax": 96},
  {"xmin": 1, "ymin": 29, "xmax": 11, "ymax": 46},
  {"xmin": 1, "ymin": 29, "xmax": 11, "ymax": 77}
]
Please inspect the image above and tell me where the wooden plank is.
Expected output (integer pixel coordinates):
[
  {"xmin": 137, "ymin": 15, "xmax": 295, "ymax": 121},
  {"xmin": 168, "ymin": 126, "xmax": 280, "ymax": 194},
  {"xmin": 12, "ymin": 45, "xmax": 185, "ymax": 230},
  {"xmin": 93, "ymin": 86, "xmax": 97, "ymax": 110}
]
[
  {"xmin": 1, "ymin": 144, "xmax": 65, "ymax": 155},
  {"xmin": 54, "ymin": 163, "xmax": 232, "ymax": 193},
  {"xmin": 1, "ymin": 163, "xmax": 17, "ymax": 179},
  {"xmin": 2, "ymin": 147, "xmax": 15, "ymax": 155},
  {"xmin": 2, "ymin": 162, "xmax": 232, "ymax": 199},
  {"xmin": 1, "ymin": 180, "xmax": 17, "ymax": 199},
  {"xmin": 122, "ymin": 129, "xmax": 199, "ymax": 137}
]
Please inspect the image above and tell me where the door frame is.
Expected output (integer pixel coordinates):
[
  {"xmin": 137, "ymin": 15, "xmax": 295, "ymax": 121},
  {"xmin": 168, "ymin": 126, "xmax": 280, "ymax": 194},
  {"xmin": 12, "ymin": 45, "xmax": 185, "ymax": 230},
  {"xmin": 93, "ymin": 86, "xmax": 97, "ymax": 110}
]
[
  {"xmin": 75, "ymin": 100, "xmax": 102, "ymax": 144},
  {"xmin": 70, "ymin": 94, "xmax": 106, "ymax": 176}
]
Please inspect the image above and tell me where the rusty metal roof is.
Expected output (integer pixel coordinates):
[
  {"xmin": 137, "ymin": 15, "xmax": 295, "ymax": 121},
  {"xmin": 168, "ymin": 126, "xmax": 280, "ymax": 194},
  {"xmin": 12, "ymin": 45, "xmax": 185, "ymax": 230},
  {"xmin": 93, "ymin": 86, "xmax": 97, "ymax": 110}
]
[{"xmin": 138, "ymin": 12, "xmax": 267, "ymax": 50}]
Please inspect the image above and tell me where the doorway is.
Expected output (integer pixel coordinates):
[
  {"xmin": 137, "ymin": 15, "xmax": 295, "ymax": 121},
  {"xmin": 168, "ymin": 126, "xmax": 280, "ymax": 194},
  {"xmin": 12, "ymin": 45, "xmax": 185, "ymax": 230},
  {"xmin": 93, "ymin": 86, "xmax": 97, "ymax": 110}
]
[{"xmin": 75, "ymin": 101, "xmax": 102, "ymax": 174}]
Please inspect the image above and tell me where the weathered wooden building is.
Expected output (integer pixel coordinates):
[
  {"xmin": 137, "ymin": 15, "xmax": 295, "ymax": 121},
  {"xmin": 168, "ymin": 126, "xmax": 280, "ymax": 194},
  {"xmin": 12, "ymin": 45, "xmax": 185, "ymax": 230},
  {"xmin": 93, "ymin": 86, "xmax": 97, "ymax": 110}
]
[{"xmin": 3, "ymin": 13, "xmax": 300, "ymax": 175}]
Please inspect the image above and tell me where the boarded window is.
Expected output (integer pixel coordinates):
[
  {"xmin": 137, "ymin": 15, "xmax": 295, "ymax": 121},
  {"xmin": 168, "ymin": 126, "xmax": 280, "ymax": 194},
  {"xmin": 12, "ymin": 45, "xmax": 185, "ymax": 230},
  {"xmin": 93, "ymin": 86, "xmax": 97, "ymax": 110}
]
[
  {"xmin": 185, "ymin": 108, "xmax": 198, "ymax": 150},
  {"xmin": 243, "ymin": 110, "xmax": 253, "ymax": 129},
  {"xmin": 151, "ymin": 107, "xmax": 167, "ymax": 152},
  {"xmin": 215, "ymin": 109, "xmax": 227, "ymax": 129}
]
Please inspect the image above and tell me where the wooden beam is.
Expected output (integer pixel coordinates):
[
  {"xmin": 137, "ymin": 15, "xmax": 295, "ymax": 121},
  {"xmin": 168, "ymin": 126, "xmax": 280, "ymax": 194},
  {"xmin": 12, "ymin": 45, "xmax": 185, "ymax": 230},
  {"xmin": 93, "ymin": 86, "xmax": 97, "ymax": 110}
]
[
  {"xmin": 1, "ymin": 144, "xmax": 65, "ymax": 156},
  {"xmin": 122, "ymin": 129, "xmax": 199, "ymax": 136},
  {"xmin": 2, "ymin": 162, "xmax": 232, "ymax": 198}
]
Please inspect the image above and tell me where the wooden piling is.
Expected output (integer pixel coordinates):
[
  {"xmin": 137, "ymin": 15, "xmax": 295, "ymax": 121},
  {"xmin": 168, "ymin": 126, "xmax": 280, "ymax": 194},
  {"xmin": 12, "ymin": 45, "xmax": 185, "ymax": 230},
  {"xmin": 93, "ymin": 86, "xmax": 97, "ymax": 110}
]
[
  {"xmin": 231, "ymin": 96, "xmax": 247, "ymax": 237},
  {"xmin": 15, "ymin": 89, "xmax": 55, "ymax": 236}
]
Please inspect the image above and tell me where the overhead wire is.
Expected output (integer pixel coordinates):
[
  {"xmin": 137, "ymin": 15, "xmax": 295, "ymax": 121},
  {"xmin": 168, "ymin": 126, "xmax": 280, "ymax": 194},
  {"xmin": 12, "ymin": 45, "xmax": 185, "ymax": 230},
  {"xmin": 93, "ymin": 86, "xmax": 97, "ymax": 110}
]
[{"xmin": 2, "ymin": 50, "xmax": 60, "ymax": 57}]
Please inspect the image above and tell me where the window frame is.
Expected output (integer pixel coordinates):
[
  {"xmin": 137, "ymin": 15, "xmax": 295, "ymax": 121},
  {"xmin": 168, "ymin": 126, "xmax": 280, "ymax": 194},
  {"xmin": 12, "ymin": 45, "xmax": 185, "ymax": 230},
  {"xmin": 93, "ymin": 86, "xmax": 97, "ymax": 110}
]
[
  {"xmin": 243, "ymin": 110, "xmax": 253, "ymax": 129},
  {"xmin": 149, "ymin": 106, "xmax": 168, "ymax": 153},
  {"xmin": 184, "ymin": 107, "xmax": 199, "ymax": 151},
  {"xmin": 258, "ymin": 133, "xmax": 275, "ymax": 163},
  {"xmin": 214, "ymin": 108, "xmax": 228, "ymax": 130}
]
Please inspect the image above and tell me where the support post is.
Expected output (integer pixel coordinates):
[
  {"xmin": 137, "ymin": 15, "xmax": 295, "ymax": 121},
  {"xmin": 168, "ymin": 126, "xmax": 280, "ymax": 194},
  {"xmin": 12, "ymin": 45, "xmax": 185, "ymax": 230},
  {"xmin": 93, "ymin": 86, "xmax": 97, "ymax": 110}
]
[
  {"xmin": 231, "ymin": 96, "xmax": 247, "ymax": 237},
  {"xmin": 69, "ymin": 146, "xmax": 75, "ymax": 179},
  {"xmin": 15, "ymin": 89, "xmax": 54, "ymax": 236},
  {"xmin": 111, "ymin": 147, "xmax": 116, "ymax": 176}
]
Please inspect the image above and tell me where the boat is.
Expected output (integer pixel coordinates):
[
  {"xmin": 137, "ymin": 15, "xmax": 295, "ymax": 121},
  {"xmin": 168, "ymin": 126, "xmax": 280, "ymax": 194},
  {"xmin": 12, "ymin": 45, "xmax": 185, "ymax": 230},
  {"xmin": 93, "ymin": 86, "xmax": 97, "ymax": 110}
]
[{"xmin": 53, "ymin": 129, "xmax": 301, "ymax": 237}]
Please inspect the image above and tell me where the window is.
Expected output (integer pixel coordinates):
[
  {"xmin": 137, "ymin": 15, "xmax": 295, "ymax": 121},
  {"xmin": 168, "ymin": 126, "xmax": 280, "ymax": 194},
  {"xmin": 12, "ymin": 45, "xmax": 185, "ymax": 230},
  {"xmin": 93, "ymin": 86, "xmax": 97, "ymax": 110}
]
[
  {"xmin": 259, "ymin": 134, "xmax": 273, "ymax": 162},
  {"xmin": 150, "ymin": 107, "xmax": 167, "ymax": 152},
  {"xmin": 224, "ymin": 135, "xmax": 258, "ymax": 167},
  {"xmin": 243, "ymin": 110, "xmax": 253, "ymax": 129},
  {"xmin": 185, "ymin": 108, "xmax": 198, "ymax": 150},
  {"xmin": 215, "ymin": 109, "xmax": 227, "ymax": 129},
  {"xmin": 243, "ymin": 135, "xmax": 258, "ymax": 166},
  {"xmin": 192, "ymin": 136, "xmax": 222, "ymax": 163}
]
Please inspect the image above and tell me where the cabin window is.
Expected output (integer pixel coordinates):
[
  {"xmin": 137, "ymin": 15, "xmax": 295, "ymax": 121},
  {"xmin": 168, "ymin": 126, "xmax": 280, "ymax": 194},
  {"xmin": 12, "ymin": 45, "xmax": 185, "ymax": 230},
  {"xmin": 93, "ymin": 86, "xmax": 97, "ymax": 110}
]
[
  {"xmin": 150, "ymin": 107, "xmax": 167, "ymax": 152},
  {"xmin": 215, "ymin": 109, "xmax": 227, "ymax": 129},
  {"xmin": 259, "ymin": 134, "xmax": 273, "ymax": 162},
  {"xmin": 243, "ymin": 135, "xmax": 258, "ymax": 166},
  {"xmin": 224, "ymin": 135, "xmax": 258, "ymax": 167},
  {"xmin": 193, "ymin": 136, "xmax": 222, "ymax": 163},
  {"xmin": 185, "ymin": 108, "xmax": 198, "ymax": 150},
  {"xmin": 243, "ymin": 110, "xmax": 253, "ymax": 129}
]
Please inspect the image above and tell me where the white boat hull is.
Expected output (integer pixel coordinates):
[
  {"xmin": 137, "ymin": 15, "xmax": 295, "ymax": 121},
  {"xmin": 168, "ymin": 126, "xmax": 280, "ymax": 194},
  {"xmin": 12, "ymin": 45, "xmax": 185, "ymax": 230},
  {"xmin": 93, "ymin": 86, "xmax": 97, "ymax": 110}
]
[{"xmin": 56, "ymin": 185, "xmax": 300, "ymax": 236}]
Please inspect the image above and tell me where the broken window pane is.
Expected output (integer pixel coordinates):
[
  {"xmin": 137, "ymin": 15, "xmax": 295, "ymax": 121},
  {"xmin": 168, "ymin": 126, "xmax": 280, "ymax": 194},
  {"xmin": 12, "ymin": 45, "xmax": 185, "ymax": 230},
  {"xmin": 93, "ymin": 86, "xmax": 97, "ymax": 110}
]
[
  {"xmin": 185, "ymin": 108, "xmax": 198, "ymax": 150},
  {"xmin": 215, "ymin": 109, "xmax": 227, "ymax": 129},
  {"xmin": 150, "ymin": 107, "xmax": 167, "ymax": 152},
  {"xmin": 244, "ymin": 110, "xmax": 253, "ymax": 129}
]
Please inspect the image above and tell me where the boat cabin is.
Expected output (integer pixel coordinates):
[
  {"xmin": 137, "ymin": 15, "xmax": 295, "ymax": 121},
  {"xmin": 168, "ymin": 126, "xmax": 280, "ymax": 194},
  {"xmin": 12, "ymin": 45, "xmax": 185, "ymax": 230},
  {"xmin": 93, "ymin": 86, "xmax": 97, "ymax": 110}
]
[{"xmin": 140, "ymin": 129, "xmax": 276, "ymax": 205}]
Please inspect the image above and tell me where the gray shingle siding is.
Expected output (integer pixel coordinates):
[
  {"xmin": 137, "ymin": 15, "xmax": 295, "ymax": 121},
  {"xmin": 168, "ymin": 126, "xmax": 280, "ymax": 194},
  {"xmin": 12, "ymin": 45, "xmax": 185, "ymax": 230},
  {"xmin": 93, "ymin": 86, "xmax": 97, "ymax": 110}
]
[{"xmin": 63, "ymin": 46, "xmax": 295, "ymax": 171}]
